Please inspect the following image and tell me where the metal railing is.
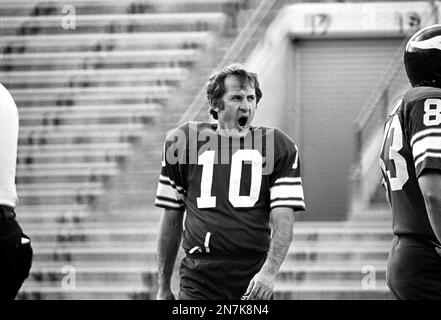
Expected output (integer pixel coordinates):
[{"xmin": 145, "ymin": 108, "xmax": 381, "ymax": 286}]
[{"xmin": 352, "ymin": 1, "xmax": 438, "ymax": 205}]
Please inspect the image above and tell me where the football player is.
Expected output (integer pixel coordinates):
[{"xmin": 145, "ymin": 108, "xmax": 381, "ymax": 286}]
[
  {"xmin": 155, "ymin": 63, "xmax": 306, "ymax": 300},
  {"xmin": 0, "ymin": 84, "xmax": 33, "ymax": 300},
  {"xmin": 380, "ymin": 24, "xmax": 441, "ymax": 299}
]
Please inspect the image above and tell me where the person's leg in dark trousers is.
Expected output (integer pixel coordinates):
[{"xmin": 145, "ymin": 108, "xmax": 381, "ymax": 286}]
[
  {"xmin": 0, "ymin": 209, "xmax": 33, "ymax": 300},
  {"xmin": 178, "ymin": 254, "xmax": 268, "ymax": 300},
  {"xmin": 387, "ymin": 236, "xmax": 441, "ymax": 300},
  {"xmin": 179, "ymin": 256, "xmax": 226, "ymax": 300},
  {"xmin": 225, "ymin": 257, "xmax": 266, "ymax": 300}
]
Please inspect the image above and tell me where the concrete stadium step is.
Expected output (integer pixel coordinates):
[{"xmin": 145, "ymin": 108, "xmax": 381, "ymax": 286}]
[
  {"xmin": 30, "ymin": 245, "xmax": 389, "ymax": 264},
  {"xmin": 24, "ymin": 228, "xmax": 160, "ymax": 244},
  {"xmin": 19, "ymin": 279, "xmax": 392, "ymax": 300},
  {"xmin": 19, "ymin": 122, "xmax": 146, "ymax": 135},
  {"xmin": 26, "ymin": 242, "xmax": 390, "ymax": 262},
  {"xmin": 16, "ymin": 171, "xmax": 118, "ymax": 184},
  {"xmin": 26, "ymin": 266, "xmax": 157, "ymax": 286},
  {"xmin": 0, "ymin": 13, "xmax": 226, "ymax": 36},
  {"xmin": 28, "ymin": 242, "xmax": 390, "ymax": 257},
  {"xmin": 274, "ymin": 281, "xmax": 393, "ymax": 300},
  {"xmin": 17, "ymin": 204, "xmax": 90, "ymax": 214},
  {"xmin": 292, "ymin": 224, "xmax": 393, "ymax": 242},
  {"xmin": 17, "ymin": 181, "xmax": 103, "ymax": 192},
  {"xmin": 88, "ymin": 210, "xmax": 163, "ymax": 223},
  {"xmin": 1, "ymin": 49, "xmax": 201, "ymax": 71},
  {"xmin": 16, "ymin": 211, "xmax": 90, "ymax": 224},
  {"xmin": 5, "ymin": 68, "xmax": 187, "ymax": 88},
  {"xmin": 27, "ymin": 258, "xmax": 387, "ymax": 273},
  {"xmin": 17, "ymin": 286, "xmax": 154, "ymax": 300},
  {"xmin": 0, "ymin": 0, "xmax": 244, "ymax": 16},
  {"xmin": 277, "ymin": 262, "xmax": 387, "ymax": 282},
  {"xmin": 18, "ymin": 126, "xmax": 149, "ymax": 145},
  {"xmin": 1, "ymin": 32, "xmax": 214, "ymax": 53},
  {"xmin": 9, "ymin": 85, "xmax": 173, "ymax": 105},
  {"xmin": 16, "ymin": 162, "xmax": 119, "ymax": 184},
  {"xmin": 18, "ymin": 142, "xmax": 133, "ymax": 154},
  {"xmin": 19, "ymin": 103, "xmax": 161, "ymax": 125},
  {"xmin": 17, "ymin": 193, "xmax": 104, "ymax": 206},
  {"xmin": 17, "ymin": 161, "xmax": 119, "ymax": 172},
  {"xmin": 17, "ymin": 185, "xmax": 105, "ymax": 203},
  {"xmin": 23, "ymin": 263, "xmax": 386, "ymax": 287},
  {"xmin": 0, "ymin": 0, "xmax": 243, "ymax": 16},
  {"xmin": 19, "ymin": 222, "xmax": 392, "ymax": 244},
  {"xmin": 17, "ymin": 146, "xmax": 132, "ymax": 164},
  {"xmin": 16, "ymin": 212, "xmax": 160, "ymax": 225}
]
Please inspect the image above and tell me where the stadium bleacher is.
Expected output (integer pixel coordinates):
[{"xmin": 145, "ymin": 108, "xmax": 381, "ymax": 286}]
[
  {"xmin": 0, "ymin": 0, "xmax": 397, "ymax": 300},
  {"xmin": 0, "ymin": 0, "xmax": 246, "ymax": 300}
]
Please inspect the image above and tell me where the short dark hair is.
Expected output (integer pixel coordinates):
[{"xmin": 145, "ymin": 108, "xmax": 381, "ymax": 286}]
[{"xmin": 206, "ymin": 63, "xmax": 262, "ymax": 120}]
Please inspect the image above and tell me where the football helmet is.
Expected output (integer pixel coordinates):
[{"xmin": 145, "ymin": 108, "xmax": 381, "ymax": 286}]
[{"xmin": 404, "ymin": 24, "xmax": 441, "ymax": 88}]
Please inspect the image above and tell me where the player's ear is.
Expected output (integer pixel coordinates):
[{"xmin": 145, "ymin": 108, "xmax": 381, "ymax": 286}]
[{"xmin": 210, "ymin": 100, "xmax": 221, "ymax": 113}]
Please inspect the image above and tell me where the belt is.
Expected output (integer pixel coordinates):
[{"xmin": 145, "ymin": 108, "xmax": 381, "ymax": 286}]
[{"xmin": 0, "ymin": 205, "xmax": 16, "ymax": 223}]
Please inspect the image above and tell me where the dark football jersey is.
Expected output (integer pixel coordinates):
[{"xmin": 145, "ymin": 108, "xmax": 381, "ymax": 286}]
[
  {"xmin": 155, "ymin": 121, "xmax": 306, "ymax": 254},
  {"xmin": 380, "ymin": 86, "xmax": 441, "ymax": 244}
]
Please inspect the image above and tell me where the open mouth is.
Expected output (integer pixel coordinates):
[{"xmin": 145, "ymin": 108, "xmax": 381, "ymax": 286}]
[{"xmin": 238, "ymin": 115, "xmax": 248, "ymax": 128}]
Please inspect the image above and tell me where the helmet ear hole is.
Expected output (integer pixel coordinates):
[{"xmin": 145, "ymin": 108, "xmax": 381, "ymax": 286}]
[{"xmin": 435, "ymin": 66, "xmax": 441, "ymax": 78}]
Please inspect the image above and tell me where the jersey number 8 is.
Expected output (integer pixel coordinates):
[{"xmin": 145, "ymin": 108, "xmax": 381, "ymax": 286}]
[
  {"xmin": 380, "ymin": 115, "xmax": 409, "ymax": 191},
  {"xmin": 423, "ymin": 98, "xmax": 441, "ymax": 126}
]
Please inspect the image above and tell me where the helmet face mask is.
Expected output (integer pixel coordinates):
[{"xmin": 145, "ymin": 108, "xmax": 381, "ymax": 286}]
[{"xmin": 405, "ymin": 24, "xmax": 441, "ymax": 88}]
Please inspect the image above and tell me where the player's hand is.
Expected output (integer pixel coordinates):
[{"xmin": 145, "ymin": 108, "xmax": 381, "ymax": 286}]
[
  {"xmin": 435, "ymin": 247, "xmax": 441, "ymax": 258},
  {"xmin": 242, "ymin": 270, "xmax": 276, "ymax": 300},
  {"xmin": 156, "ymin": 287, "xmax": 176, "ymax": 300}
]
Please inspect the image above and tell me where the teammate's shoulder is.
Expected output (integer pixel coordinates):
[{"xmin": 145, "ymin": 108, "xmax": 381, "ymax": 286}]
[
  {"xmin": 256, "ymin": 126, "xmax": 298, "ymax": 152},
  {"xmin": 403, "ymin": 86, "xmax": 441, "ymax": 104},
  {"xmin": 273, "ymin": 127, "xmax": 296, "ymax": 145}
]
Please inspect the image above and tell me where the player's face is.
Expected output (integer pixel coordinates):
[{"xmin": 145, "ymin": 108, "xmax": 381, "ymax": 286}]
[{"xmin": 215, "ymin": 75, "xmax": 257, "ymax": 135}]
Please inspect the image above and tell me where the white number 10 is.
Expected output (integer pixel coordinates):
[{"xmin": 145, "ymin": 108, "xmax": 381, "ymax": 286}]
[{"xmin": 196, "ymin": 150, "xmax": 262, "ymax": 208}]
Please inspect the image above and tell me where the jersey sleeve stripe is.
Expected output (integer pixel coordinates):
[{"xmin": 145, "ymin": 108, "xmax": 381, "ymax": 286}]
[
  {"xmin": 155, "ymin": 197, "xmax": 184, "ymax": 209},
  {"xmin": 270, "ymin": 199, "xmax": 305, "ymax": 210},
  {"xmin": 158, "ymin": 180, "xmax": 185, "ymax": 195},
  {"xmin": 410, "ymin": 128, "xmax": 441, "ymax": 146},
  {"xmin": 414, "ymin": 151, "xmax": 441, "ymax": 168},
  {"xmin": 272, "ymin": 181, "xmax": 302, "ymax": 187},
  {"xmin": 273, "ymin": 177, "xmax": 302, "ymax": 184},
  {"xmin": 159, "ymin": 174, "xmax": 185, "ymax": 192},
  {"xmin": 272, "ymin": 197, "xmax": 304, "ymax": 201},
  {"xmin": 270, "ymin": 184, "xmax": 304, "ymax": 200},
  {"xmin": 156, "ymin": 183, "xmax": 185, "ymax": 201},
  {"xmin": 412, "ymin": 136, "xmax": 441, "ymax": 159},
  {"xmin": 155, "ymin": 195, "xmax": 184, "ymax": 204}
]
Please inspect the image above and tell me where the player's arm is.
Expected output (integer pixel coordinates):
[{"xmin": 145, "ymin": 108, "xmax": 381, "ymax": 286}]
[
  {"xmin": 156, "ymin": 208, "xmax": 184, "ymax": 300},
  {"xmin": 418, "ymin": 170, "xmax": 441, "ymax": 244},
  {"xmin": 244, "ymin": 207, "xmax": 294, "ymax": 300},
  {"xmin": 155, "ymin": 134, "xmax": 187, "ymax": 300},
  {"xmin": 406, "ymin": 98, "xmax": 441, "ymax": 244},
  {"xmin": 244, "ymin": 129, "xmax": 305, "ymax": 300}
]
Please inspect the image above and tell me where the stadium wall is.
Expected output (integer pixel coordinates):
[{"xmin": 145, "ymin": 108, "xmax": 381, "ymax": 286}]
[{"xmin": 248, "ymin": 1, "xmax": 438, "ymax": 221}]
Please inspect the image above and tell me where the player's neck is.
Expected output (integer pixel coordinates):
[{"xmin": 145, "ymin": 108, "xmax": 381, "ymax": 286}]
[{"xmin": 216, "ymin": 125, "xmax": 250, "ymax": 138}]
